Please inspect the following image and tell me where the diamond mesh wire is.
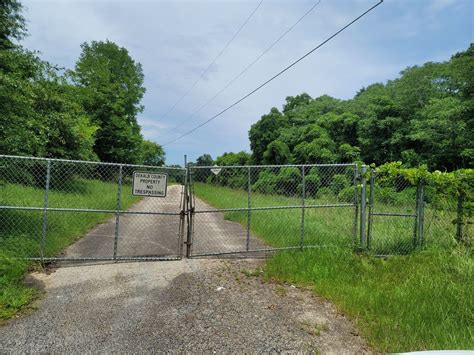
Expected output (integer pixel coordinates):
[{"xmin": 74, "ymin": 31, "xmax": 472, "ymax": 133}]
[
  {"xmin": 2, "ymin": 155, "xmax": 470, "ymax": 261},
  {"xmin": 0, "ymin": 155, "xmax": 186, "ymax": 261},
  {"xmin": 189, "ymin": 164, "xmax": 358, "ymax": 256},
  {"xmin": 367, "ymin": 170, "xmax": 419, "ymax": 255},
  {"xmin": 366, "ymin": 169, "xmax": 472, "ymax": 255}
]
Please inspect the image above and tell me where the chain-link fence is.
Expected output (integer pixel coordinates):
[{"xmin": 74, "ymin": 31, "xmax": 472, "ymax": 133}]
[
  {"xmin": 1, "ymin": 155, "xmax": 472, "ymax": 262},
  {"xmin": 365, "ymin": 168, "xmax": 473, "ymax": 255},
  {"xmin": 187, "ymin": 163, "xmax": 359, "ymax": 256},
  {"xmin": 0, "ymin": 155, "xmax": 186, "ymax": 262}
]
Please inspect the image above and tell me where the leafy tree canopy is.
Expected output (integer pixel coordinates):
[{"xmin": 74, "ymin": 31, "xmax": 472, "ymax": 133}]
[{"xmin": 247, "ymin": 44, "xmax": 473, "ymax": 171}]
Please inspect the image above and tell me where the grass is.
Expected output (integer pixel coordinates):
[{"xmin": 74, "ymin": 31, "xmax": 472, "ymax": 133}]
[
  {"xmin": 193, "ymin": 182, "xmax": 474, "ymax": 352},
  {"xmin": 0, "ymin": 179, "xmax": 141, "ymax": 320},
  {"xmin": 193, "ymin": 182, "xmax": 458, "ymax": 253}
]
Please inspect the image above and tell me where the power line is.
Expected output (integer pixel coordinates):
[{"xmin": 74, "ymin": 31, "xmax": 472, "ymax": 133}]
[
  {"xmin": 162, "ymin": 0, "xmax": 383, "ymax": 147},
  {"xmin": 165, "ymin": 0, "xmax": 322, "ymax": 134},
  {"xmin": 159, "ymin": 0, "xmax": 264, "ymax": 121}
]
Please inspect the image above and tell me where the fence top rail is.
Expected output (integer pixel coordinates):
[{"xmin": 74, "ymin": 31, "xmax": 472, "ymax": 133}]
[
  {"xmin": 190, "ymin": 163, "xmax": 357, "ymax": 169},
  {"xmin": 0, "ymin": 155, "xmax": 186, "ymax": 171}
]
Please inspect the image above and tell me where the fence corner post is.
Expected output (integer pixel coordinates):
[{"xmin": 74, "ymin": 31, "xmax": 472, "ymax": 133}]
[{"xmin": 359, "ymin": 165, "xmax": 367, "ymax": 250}]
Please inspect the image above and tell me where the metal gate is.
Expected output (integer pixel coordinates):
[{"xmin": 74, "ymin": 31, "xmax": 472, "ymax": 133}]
[
  {"xmin": 1, "ymin": 155, "xmax": 186, "ymax": 262},
  {"xmin": 185, "ymin": 164, "xmax": 359, "ymax": 257},
  {"xmin": 366, "ymin": 168, "xmax": 424, "ymax": 255}
]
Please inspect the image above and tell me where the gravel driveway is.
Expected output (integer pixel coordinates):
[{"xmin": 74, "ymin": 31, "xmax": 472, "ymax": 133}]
[{"xmin": 0, "ymin": 259, "xmax": 369, "ymax": 353}]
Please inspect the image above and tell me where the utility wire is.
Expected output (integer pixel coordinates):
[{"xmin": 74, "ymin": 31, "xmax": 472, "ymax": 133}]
[
  {"xmin": 163, "ymin": 0, "xmax": 383, "ymax": 147},
  {"xmin": 159, "ymin": 0, "xmax": 264, "ymax": 121},
  {"xmin": 165, "ymin": 0, "xmax": 322, "ymax": 134}
]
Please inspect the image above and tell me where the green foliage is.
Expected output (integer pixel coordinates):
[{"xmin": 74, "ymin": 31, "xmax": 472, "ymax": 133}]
[
  {"xmin": 246, "ymin": 44, "xmax": 473, "ymax": 170},
  {"xmin": 0, "ymin": 47, "xmax": 98, "ymax": 160},
  {"xmin": 249, "ymin": 107, "xmax": 289, "ymax": 164},
  {"xmin": 140, "ymin": 140, "xmax": 165, "ymax": 166},
  {"xmin": 266, "ymin": 248, "xmax": 474, "ymax": 352},
  {"xmin": 329, "ymin": 174, "xmax": 350, "ymax": 194},
  {"xmin": 72, "ymin": 40, "xmax": 146, "ymax": 164},
  {"xmin": 0, "ymin": 0, "xmax": 26, "ymax": 49},
  {"xmin": 252, "ymin": 170, "xmax": 278, "ymax": 194},
  {"xmin": 215, "ymin": 151, "xmax": 251, "ymax": 166},
  {"xmin": 263, "ymin": 140, "xmax": 291, "ymax": 165},
  {"xmin": 304, "ymin": 167, "xmax": 320, "ymax": 197}
]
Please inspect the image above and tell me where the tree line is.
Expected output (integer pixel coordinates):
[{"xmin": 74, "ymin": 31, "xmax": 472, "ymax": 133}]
[
  {"xmin": 0, "ymin": 0, "xmax": 164, "ymax": 165},
  {"xmin": 196, "ymin": 44, "xmax": 473, "ymax": 172}
]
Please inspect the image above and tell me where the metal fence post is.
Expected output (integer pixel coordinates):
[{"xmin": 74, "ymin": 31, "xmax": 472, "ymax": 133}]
[
  {"xmin": 113, "ymin": 165, "xmax": 123, "ymax": 260},
  {"xmin": 300, "ymin": 166, "xmax": 306, "ymax": 249},
  {"xmin": 186, "ymin": 162, "xmax": 193, "ymax": 258},
  {"xmin": 417, "ymin": 181, "xmax": 425, "ymax": 246},
  {"xmin": 246, "ymin": 166, "xmax": 251, "ymax": 251},
  {"xmin": 178, "ymin": 156, "xmax": 187, "ymax": 258},
  {"xmin": 40, "ymin": 159, "xmax": 51, "ymax": 264},
  {"xmin": 456, "ymin": 191, "xmax": 464, "ymax": 242},
  {"xmin": 367, "ymin": 168, "xmax": 375, "ymax": 250},
  {"xmin": 359, "ymin": 165, "xmax": 367, "ymax": 249},
  {"xmin": 353, "ymin": 164, "xmax": 359, "ymax": 247}
]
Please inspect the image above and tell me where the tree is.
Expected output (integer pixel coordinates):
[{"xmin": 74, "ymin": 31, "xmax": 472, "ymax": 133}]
[
  {"xmin": 196, "ymin": 154, "xmax": 214, "ymax": 166},
  {"xmin": 72, "ymin": 40, "xmax": 146, "ymax": 163},
  {"xmin": 194, "ymin": 154, "xmax": 214, "ymax": 182},
  {"xmin": 0, "ymin": 0, "xmax": 26, "ymax": 49},
  {"xmin": 140, "ymin": 140, "xmax": 165, "ymax": 166},
  {"xmin": 263, "ymin": 140, "xmax": 291, "ymax": 165},
  {"xmin": 0, "ymin": 47, "xmax": 97, "ymax": 160},
  {"xmin": 409, "ymin": 97, "xmax": 470, "ymax": 170},
  {"xmin": 249, "ymin": 107, "xmax": 288, "ymax": 164}
]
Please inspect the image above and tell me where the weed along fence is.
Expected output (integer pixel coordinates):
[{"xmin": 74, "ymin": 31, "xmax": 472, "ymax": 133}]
[{"xmin": 0, "ymin": 155, "xmax": 472, "ymax": 262}]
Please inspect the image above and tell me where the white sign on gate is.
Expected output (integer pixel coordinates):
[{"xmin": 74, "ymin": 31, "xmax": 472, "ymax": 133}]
[{"xmin": 132, "ymin": 172, "xmax": 167, "ymax": 197}]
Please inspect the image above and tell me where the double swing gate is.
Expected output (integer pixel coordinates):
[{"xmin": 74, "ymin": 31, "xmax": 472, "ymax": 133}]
[{"xmin": 3, "ymin": 155, "xmax": 467, "ymax": 262}]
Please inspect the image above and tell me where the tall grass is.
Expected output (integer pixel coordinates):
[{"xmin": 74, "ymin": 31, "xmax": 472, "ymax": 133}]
[
  {"xmin": 0, "ymin": 179, "xmax": 140, "ymax": 319},
  {"xmin": 193, "ymin": 182, "xmax": 474, "ymax": 351},
  {"xmin": 193, "ymin": 183, "xmax": 458, "ymax": 253}
]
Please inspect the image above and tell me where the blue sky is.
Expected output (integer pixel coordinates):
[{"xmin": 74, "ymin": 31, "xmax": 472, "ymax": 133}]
[{"xmin": 22, "ymin": 0, "xmax": 473, "ymax": 165}]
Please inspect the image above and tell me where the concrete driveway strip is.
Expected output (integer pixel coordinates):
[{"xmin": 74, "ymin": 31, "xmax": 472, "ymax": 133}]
[
  {"xmin": 64, "ymin": 185, "xmax": 185, "ymax": 259},
  {"xmin": 0, "ymin": 259, "xmax": 369, "ymax": 353}
]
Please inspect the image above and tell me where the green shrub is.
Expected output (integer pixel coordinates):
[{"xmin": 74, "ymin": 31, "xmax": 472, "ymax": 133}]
[
  {"xmin": 252, "ymin": 170, "xmax": 278, "ymax": 194},
  {"xmin": 330, "ymin": 174, "xmax": 350, "ymax": 194}
]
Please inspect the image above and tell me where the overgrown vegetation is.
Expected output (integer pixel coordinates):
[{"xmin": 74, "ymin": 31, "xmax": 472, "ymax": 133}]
[
  {"xmin": 0, "ymin": 180, "xmax": 140, "ymax": 319},
  {"xmin": 265, "ymin": 248, "xmax": 473, "ymax": 352},
  {"xmin": 193, "ymin": 179, "xmax": 473, "ymax": 351}
]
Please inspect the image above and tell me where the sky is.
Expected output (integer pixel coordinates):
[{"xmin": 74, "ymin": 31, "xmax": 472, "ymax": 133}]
[{"xmin": 21, "ymin": 0, "xmax": 473, "ymax": 165}]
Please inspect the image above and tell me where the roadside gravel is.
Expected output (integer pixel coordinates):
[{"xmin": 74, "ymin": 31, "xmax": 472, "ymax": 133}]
[{"xmin": 0, "ymin": 258, "xmax": 369, "ymax": 353}]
